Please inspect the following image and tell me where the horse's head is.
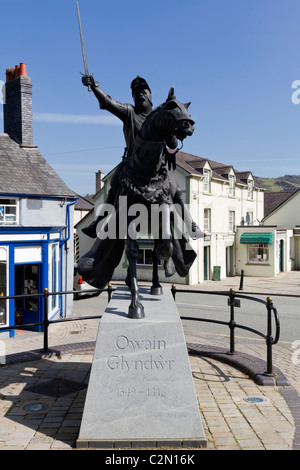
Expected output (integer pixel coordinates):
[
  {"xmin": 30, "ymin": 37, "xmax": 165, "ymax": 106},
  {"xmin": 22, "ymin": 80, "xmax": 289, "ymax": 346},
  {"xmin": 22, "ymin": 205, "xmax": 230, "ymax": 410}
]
[{"xmin": 164, "ymin": 87, "xmax": 195, "ymax": 142}]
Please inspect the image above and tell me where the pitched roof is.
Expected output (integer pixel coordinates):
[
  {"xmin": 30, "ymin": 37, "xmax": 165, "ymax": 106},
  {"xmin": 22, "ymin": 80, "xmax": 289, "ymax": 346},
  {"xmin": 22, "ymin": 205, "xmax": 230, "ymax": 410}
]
[
  {"xmin": 264, "ymin": 191, "xmax": 298, "ymax": 218},
  {"xmin": 175, "ymin": 151, "xmax": 255, "ymax": 186},
  {"xmin": 75, "ymin": 194, "xmax": 94, "ymax": 210},
  {"xmin": 0, "ymin": 134, "xmax": 75, "ymax": 197}
]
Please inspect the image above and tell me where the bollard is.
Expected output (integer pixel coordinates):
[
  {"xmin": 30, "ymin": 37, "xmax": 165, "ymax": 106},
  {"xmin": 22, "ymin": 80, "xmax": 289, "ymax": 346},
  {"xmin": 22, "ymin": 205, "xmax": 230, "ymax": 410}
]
[
  {"xmin": 107, "ymin": 283, "xmax": 113, "ymax": 302},
  {"xmin": 228, "ymin": 288, "xmax": 236, "ymax": 355},
  {"xmin": 239, "ymin": 270, "xmax": 244, "ymax": 291},
  {"xmin": 265, "ymin": 297, "xmax": 274, "ymax": 376},
  {"xmin": 171, "ymin": 284, "xmax": 176, "ymax": 300}
]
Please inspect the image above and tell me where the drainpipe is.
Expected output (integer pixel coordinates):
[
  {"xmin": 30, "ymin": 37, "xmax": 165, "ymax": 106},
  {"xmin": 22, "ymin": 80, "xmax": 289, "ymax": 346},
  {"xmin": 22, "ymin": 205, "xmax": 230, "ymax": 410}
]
[
  {"xmin": 59, "ymin": 199, "xmax": 77, "ymax": 317},
  {"xmin": 60, "ymin": 199, "xmax": 77, "ymax": 244}
]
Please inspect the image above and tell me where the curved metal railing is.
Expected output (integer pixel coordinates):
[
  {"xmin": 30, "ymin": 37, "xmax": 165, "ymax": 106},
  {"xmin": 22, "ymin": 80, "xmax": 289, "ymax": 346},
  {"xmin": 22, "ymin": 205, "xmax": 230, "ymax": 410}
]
[
  {"xmin": 0, "ymin": 284, "xmax": 280, "ymax": 377},
  {"xmin": 171, "ymin": 285, "xmax": 280, "ymax": 377}
]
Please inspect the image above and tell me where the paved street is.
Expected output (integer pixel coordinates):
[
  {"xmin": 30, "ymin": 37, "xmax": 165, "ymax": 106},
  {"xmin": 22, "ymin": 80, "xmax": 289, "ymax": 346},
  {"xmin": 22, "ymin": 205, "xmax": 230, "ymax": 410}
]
[{"xmin": 0, "ymin": 272, "xmax": 299, "ymax": 450}]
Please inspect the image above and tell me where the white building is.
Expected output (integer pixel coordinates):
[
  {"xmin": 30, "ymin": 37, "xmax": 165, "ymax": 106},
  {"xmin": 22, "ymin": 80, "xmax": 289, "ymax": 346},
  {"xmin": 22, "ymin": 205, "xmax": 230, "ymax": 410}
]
[
  {"xmin": 236, "ymin": 190, "xmax": 300, "ymax": 277},
  {"xmin": 76, "ymin": 152, "xmax": 264, "ymax": 285}
]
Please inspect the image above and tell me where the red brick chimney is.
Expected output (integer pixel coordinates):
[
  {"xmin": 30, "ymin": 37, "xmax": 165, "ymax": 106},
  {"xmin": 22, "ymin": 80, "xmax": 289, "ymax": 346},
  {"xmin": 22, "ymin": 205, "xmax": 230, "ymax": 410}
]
[{"xmin": 4, "ymin": 62, "xmax": 34, "ymax": 147}]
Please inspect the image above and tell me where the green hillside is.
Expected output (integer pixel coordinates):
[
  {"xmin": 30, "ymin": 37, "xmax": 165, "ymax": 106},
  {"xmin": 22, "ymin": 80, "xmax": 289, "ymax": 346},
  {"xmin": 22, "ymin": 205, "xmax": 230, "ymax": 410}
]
[{"xmin": 254, "ymin": 175, "xmax": 300, "ymax": 192}]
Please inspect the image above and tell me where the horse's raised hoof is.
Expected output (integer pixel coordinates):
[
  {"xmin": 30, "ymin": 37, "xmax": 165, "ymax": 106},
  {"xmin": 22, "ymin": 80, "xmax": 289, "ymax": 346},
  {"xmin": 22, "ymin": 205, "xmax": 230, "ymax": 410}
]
[
  {"xmin": 150, "ymin": 285, "xmax": 163, "ymax": 295},
  {"xmin": 128, "ymin": 303, "xmax": 145, "ymax": 319}
]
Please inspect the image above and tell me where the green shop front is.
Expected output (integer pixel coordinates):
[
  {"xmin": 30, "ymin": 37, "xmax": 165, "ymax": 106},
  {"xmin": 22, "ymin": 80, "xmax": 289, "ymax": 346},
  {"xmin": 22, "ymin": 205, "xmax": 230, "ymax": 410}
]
[{"xmin": 236, "ymin": 227, "xmax": 295, "ymax": 277}]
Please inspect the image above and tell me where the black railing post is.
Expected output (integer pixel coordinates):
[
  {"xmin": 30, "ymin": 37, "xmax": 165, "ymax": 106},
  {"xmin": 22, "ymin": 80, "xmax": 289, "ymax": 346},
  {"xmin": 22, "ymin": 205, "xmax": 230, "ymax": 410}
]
[
  {"xmin": 107, "ymin": 283, "xmax": 113, "ymax": 302},
  {"xmin": 239, "ymin": 270, "xmax": 244, "ymax": 290},
  {"xmin": 43, "ymin": 288, "xmax": 50, "ymax": 353},
  {"xmin": 228, "ymin": 288, "xmax": 236, "ymax": 355},
  {"xmin": 171, "ymin": 284, "xmax": 176, "ymax": 300},
  {"xmin": 265, "ymin": 296, "xmax": 274, "ymax": 376}
]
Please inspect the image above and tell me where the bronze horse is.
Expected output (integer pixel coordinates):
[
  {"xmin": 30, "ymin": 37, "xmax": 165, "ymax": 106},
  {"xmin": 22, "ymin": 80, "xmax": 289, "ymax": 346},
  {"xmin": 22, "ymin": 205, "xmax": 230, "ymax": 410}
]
[{"xmin": 78, "ymin": 88, "xmax": 203, "ymax": 318}]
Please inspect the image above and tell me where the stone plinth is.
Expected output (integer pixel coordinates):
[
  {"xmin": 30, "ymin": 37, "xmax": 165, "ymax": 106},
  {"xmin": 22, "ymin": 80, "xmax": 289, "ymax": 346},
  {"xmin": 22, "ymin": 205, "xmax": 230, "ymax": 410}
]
[{"xmin": 77, "ymin": 286, "xmax": 206, "ymax": 449}]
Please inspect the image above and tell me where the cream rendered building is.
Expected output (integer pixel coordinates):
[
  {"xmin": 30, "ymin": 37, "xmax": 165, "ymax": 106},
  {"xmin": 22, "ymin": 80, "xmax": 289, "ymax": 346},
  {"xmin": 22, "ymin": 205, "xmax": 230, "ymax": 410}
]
[
  {"xmin": 76, "ymin": 152, "xmax": 264, "ymax": 285},
  {"xmin": 236, "ymin": 190, "xmax": 300, "ymax": 277}
]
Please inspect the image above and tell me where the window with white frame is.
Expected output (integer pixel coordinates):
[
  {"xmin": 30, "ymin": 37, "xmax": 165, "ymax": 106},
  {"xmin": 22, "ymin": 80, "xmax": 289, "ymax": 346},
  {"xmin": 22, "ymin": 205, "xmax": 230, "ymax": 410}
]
[
  {"xmin": 248, "ymin": 244, "xmax": 269, "ymax": 264},
  {"xmin": 248, "ymin": 180, "xmax": 253, "ymax": 199},
  {"xmin": 0, "ymin": 199, "xmax": 18, "ymax": 225},
  {"xmin": 137, "ymin": 248, "xmax": 161, "ymax": 267},
  {"xmin": 229, "ymin": 175, "xmax": 235, "ymax": 197},
  {"xmin": 229, "ymin": 211, "xmax": 235, "ymax": 232},
  {"xmin": 203, "ymin": 169, "xmax": 211, "ymax": 193},
  {"xmin": 246, "ymin": 211, "xmax": 253, "ymax": 225},
  {"xmin": 203, "ymin": 208, "xmax": 211, "ymax": 232}
]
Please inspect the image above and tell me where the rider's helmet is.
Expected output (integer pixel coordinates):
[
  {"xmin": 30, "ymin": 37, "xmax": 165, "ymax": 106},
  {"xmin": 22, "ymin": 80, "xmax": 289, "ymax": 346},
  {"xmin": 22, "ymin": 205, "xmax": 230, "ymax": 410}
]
[{"xmin": 130, "ymin": 76, "xmax": 151, "ymax": 94}]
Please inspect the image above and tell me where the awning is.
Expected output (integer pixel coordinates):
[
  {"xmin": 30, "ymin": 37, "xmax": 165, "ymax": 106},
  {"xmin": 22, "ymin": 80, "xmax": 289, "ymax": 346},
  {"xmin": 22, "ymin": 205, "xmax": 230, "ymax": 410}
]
[{"xmin": 240, "ymin": 233, "xmax": 273, "ymax": 245}]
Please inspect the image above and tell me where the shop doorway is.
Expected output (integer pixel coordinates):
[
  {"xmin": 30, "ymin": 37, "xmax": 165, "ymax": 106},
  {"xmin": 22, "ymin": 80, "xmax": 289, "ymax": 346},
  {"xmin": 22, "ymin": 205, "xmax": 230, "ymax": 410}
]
[
  {"xmin": 204, "ymin": 246, "xmax": 211, "ymax": 281},
  {"xmin": 279, "ymin": 240, "xmax": 284, "ymax": 272},
  {"xmin": 226, "ymin": 246, "xmax": 234, "ymax": 277},
  {"xmin": 15, "ymin": 264, "xmax": 42, "ymax": 331}
]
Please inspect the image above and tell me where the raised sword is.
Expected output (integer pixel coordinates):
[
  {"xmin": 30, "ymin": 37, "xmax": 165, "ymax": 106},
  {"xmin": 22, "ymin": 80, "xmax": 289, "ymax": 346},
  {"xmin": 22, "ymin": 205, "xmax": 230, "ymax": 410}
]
[{"xmin": 76, "ymin": 1, "xmax": 91, "ymax": 91}]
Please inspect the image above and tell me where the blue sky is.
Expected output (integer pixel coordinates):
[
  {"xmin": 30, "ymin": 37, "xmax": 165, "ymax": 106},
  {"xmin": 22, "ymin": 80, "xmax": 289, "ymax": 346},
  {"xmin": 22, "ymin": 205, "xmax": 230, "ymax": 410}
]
[{"xmin": 1, "ymin": 0, "xmax": 300, "ymax": 196}]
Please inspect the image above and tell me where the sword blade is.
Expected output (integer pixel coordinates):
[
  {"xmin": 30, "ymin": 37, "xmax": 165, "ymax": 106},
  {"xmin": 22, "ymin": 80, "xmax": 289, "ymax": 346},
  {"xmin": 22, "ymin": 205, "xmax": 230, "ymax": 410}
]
[{"xmin": 76, "ymin": 2, "xmax": 91, "ymax": 91}]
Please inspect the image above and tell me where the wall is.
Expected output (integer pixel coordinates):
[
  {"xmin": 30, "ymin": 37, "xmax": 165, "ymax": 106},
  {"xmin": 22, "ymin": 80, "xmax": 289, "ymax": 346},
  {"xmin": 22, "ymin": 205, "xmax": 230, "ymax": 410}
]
[
  {"xmin": 20, "ymin": 198, "xmax": 69, "ymax": 227},
  {"xmin": 188, "ymin": 173, "xmax": 263, "ymax": 282},
  {"xmin": 264, "ymin": 192, "xmax": 300, "ymax": 226},
  {"xmin": 76, "ymin": 210, "xmax": 95, "ymax": 261}
]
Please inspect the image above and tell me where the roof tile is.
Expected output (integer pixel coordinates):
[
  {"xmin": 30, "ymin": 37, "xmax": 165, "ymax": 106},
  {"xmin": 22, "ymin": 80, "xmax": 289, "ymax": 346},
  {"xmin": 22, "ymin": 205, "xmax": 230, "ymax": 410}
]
[{"xmin": 0, "ymin": 134, "xmax": 75, "ymax": 197}]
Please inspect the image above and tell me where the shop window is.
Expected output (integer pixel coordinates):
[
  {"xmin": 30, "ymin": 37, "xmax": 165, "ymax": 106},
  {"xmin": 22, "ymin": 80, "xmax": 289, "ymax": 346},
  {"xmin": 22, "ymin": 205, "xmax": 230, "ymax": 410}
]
[
  {"xmin": 248, "ymin": 244, "xmax": 269, "ymax": 264},
  {"xmin": 0, "ymin": 199, "xmax": 18, "ymax": 225},
  {"xmin": 0, "ymin": 261, "xmax": 7, "ymax": 325}
]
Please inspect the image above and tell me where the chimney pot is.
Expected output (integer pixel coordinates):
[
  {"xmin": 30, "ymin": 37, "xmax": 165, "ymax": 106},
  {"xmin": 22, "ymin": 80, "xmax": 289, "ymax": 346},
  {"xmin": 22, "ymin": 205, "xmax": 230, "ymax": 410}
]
[
  {"xmin": 20, "ymin": 63, "xmax": 27, "ymax": 76},
  {"xmin": 15, "ymin": 65, "xmax": 20, "ymax": 78},
  {"xmin": 5, "ymin": 63, "xmax": 27, "ymax": 82}
]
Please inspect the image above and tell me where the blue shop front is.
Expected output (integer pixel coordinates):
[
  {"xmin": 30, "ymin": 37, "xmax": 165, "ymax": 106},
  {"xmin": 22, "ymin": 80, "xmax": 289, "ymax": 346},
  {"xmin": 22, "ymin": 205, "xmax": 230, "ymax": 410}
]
[{"xmin": 0, "ymin": 226, "xmax": 72, "ymax": 336}]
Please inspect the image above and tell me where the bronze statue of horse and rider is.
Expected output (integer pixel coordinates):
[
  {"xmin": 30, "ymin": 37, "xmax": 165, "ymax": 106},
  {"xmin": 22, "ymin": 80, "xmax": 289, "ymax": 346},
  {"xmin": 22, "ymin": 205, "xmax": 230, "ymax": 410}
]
[{"xmin": 78, "ymin": 75, "xmax": 204, "ymax": 319}]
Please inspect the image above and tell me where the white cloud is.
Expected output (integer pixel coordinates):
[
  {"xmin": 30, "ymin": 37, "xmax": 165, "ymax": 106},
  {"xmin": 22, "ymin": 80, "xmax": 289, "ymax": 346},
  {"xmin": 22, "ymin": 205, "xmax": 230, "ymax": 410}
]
[{"xmin": 33, "ymin": 112, "xmax": 121, "ymax": 125}]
